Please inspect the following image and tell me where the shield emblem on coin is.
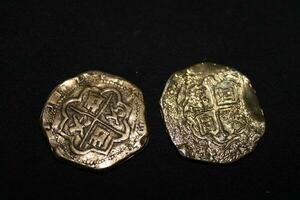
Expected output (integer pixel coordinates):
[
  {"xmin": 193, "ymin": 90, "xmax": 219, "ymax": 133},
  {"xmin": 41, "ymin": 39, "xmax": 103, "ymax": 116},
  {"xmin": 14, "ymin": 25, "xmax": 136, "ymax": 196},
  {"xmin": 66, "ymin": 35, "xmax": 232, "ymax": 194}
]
[{"xmin": 60, "ymin": 87, "xmax": 132, "ymax": 155}]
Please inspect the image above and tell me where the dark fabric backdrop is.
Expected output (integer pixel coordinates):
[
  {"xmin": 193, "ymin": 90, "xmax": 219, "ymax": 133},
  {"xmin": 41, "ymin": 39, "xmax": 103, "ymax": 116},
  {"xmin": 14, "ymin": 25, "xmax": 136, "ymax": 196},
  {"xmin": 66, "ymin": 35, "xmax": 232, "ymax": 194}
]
[{"xmin": 1, "ymin": 1, "xmax": 299, "ymax": 199}]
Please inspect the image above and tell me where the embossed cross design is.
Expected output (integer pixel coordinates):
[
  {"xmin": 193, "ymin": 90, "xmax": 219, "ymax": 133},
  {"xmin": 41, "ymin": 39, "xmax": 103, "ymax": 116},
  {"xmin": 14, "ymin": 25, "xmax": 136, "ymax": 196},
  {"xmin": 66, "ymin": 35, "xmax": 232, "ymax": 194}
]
[
  {"xmin": 62, "ymin": 87, "xmax": 131, "ymax": 155},
  {"xmin": 196, "ymin": 79, "xmax": 243, "ymax": 138}
]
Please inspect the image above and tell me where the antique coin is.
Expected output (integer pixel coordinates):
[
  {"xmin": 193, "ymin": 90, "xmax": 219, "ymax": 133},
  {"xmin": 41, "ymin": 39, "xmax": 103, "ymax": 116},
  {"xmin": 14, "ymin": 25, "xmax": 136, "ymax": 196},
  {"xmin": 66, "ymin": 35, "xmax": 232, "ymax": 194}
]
[
  {"xmin": 41, "ymin": 71, "xmax": 148, "ymax": 169},
  {"xmin": 160, "ymin": 63, "xmax": 265, "ymax": 163}
]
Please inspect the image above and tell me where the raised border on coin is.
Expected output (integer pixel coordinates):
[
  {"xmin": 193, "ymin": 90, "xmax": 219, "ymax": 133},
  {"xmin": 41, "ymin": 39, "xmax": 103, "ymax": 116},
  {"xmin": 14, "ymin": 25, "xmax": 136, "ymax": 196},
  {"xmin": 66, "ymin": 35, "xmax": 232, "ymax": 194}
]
[{"xmin": 41, "ymin": 71, "xmax": 148, "ymax": 169}]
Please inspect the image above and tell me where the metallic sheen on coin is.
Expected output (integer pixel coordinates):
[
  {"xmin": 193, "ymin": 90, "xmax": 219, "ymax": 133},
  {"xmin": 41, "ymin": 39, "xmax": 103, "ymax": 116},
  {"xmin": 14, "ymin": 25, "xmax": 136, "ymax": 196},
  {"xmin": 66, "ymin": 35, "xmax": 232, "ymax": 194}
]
[
  {"xmin": 160, "ymin": 63, "xmax": 265, "ymax": 163},
  {"xmin": 41, "ymin": 71, "xmax": 148, "ymax": 169}
]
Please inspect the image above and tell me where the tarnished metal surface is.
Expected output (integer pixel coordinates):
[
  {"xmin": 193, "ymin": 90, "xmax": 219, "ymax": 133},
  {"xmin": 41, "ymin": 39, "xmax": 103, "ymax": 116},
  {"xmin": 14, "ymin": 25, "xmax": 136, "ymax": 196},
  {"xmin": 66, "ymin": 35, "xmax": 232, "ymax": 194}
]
[
  {"xmin": 41, "ymin": 71, "xmax": 148, "ymax": 169},
  {"xmin": 160, "ymin": 63, "xmax": 265, "ymax": 163}
]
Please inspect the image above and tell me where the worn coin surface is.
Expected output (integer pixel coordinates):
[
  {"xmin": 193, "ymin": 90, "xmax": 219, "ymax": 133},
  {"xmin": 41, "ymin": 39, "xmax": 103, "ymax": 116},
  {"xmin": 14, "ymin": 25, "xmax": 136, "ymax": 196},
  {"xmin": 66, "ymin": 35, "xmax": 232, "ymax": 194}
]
[
  {"xmin": 41, "ymin": 71, "xmax": 148, "ymax": 169},
  {"xmin": 160, "ymin": 63, "xmax": 265, "ymax": 163}
]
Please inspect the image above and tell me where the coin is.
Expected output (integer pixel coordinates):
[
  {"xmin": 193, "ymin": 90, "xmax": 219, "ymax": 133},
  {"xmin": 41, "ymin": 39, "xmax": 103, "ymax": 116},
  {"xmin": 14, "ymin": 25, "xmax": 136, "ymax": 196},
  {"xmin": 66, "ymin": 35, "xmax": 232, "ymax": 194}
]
[
  {"xmin": 160, "ymin": 63, "xmax": 265, "ymax": 163},
  {"xmin": 41, "ymin": 71, "xmax": 148, "ymax": 169}
]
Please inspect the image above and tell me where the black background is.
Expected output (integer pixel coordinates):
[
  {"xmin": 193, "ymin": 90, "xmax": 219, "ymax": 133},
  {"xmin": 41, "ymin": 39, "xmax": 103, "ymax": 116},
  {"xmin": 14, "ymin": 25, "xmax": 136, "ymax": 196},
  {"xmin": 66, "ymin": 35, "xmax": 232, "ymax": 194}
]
[{"xmin": 1, "ymin": 1, "xmax": 299, "ymax": 199}]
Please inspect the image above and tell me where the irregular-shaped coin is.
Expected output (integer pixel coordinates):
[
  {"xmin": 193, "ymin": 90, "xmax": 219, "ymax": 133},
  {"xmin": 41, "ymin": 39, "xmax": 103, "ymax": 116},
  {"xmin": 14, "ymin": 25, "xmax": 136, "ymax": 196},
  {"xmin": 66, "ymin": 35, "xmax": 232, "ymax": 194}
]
[
  {"xmin": 41, "ymin": 71, "xmax": 148, "ymax": 169},
  {"xmin": 160, "ymin": 63, "xmax": 265, "ymax": 163}
]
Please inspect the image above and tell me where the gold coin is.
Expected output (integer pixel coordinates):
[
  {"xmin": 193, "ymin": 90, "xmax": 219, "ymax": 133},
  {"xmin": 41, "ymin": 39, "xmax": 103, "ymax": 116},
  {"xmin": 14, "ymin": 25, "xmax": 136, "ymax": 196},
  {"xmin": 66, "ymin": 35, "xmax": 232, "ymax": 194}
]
[
  {"xmin": 41, "ymin": 71, "xmax": 148, "ymax": 169},
  {"xmin": 160, "ymin": 63, "xmax": 265, "ymax": 163}
]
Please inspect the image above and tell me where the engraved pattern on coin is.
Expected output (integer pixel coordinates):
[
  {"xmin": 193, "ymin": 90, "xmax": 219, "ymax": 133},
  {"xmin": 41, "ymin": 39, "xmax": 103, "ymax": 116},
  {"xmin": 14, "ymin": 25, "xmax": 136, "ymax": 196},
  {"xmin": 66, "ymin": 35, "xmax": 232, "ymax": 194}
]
[
  {"xmin": 41, "ymin": 71, "xmax": 148, "ymax": 169},
  {"xmin": 160, "ymin": 63, "xmax": 265, "ymax": 163}
]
